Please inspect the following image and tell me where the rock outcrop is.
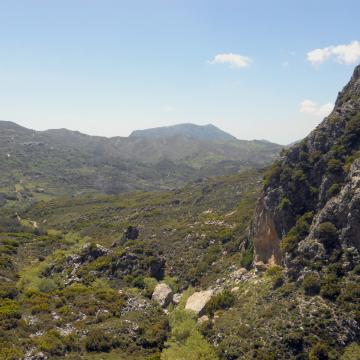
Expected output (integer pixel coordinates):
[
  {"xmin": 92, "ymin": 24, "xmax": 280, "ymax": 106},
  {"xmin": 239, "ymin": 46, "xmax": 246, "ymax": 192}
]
[
  {"xmin": 152, "ymin": 283, "xmax": 173, "ymax": 308},
  {"xmin": 185, "ymin": 290, "xmax": 214, "ymax": 316},
  {"xmin": 251, "ymin": 65, "xmax": 360, "ymax": 277}
]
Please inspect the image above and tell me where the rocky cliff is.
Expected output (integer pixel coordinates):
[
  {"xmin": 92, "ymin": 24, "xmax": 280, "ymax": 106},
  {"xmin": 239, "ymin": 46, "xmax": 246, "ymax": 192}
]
[{"xmin": 252, "ymin": 65, "xmax": 360, "ymax": 278}]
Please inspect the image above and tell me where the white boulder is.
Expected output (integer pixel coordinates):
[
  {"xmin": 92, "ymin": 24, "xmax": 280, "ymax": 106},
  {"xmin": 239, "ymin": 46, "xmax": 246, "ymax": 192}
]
[
  {"xmin": 185, "ymin": 289, "xmax": 214, "ymax": 316},
  {"xmin": 152, "ymin": 283, "xmax": 173, "ymax": 308}
]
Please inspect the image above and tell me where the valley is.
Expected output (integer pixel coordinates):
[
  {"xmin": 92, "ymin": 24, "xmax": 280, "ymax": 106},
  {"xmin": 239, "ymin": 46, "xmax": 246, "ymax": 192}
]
[{"xmin": 1, "ymin": 67, "xmax": 360, "ymax": 360}]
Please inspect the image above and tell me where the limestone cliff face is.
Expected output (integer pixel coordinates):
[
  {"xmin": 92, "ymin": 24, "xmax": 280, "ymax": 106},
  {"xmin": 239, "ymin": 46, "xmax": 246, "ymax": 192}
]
[
  {"xmin": 252, "ymin": 65, "xmax": 360, "ymax": 274},
  {"xmin": 252, "ymin": 196, "xmax": 281, "ymax": 264}
]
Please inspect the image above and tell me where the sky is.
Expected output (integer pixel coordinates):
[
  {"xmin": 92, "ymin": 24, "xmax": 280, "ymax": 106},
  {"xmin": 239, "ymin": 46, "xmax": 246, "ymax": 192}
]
[{"xmin": 0, "ymin": 0, "xmax": 359, "ymax": 144}]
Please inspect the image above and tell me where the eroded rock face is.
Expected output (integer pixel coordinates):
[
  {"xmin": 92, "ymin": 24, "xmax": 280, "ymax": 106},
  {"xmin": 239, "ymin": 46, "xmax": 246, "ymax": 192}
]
[
  {"xmin": 252, "ymin": 197, "xmax": 281, "ymax": 264},
  {"xmin": 152, "ymin": 283, "xmax": 173, "ymax": 308},
  {"xmin": 185, "ymin": 290, "xmax": 214, "ymax": 316}
]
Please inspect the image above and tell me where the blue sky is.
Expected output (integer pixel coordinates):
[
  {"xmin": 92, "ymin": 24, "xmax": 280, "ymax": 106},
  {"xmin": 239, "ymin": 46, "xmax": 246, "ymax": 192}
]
[{"xmin": 0, "ymin": 0, "xmax": 359, "ymax": 144}]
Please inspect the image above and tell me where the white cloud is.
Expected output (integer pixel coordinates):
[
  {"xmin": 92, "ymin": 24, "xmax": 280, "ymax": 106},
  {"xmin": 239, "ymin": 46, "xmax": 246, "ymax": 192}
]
[
  {"xmin": 299, "ymin": 99, "xmax": 334, "ymax": 117},
  {"xmin": 209, "ymin": 53, "xmax": 252, "ymax": 69},
  {"xmin": 307, "ymin": 40, "xmax": 360, "ymax": 65}
]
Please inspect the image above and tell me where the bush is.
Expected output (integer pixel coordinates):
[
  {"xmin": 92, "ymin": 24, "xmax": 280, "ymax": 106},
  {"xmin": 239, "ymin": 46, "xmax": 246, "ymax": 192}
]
[
  {"xmin": 341, "ymin": 343, "xmax": 360, "ymax": 360},
  {"xmin": 309, "ymin": 342, "xmax": 330, "ymax": 360},
  {"xmin": 316, "ymin": 222, "xmax": 338, "ymax": 251},
  {"xmin": 320, "ymin": 275, "xmax": 340, "ymax": 301},
  {"xmin": 284, "ymin": 331, "xmax": 303, "ymax": 353},
  {"xmin": 353, "ymin": 264, "xmax": 360, "ymax": 275},
  {"xmin": 240, "ymin": 249, "xmax": 253, "ymax": 269},
  {"xmin": 38, "ymin": 278, "xmax": 58, "ymax": 293},
  {"xmin": 327, "ymin": 183, "xmax": 341, "ymax": 197},
  {"xmin": 280, "ymin": 212, "xmax": 313, "ymax": 254},
  {"xmin": 327, "ymin": 158, "xmax": 343, "ymax": 173},
  {"xmin": 278, "ymin": 197, "xmax": 292, "ymax": 211},
  {"xmin": 205, "ymin": 290, "xmax": 235, "ymax": 315},
  {"xmin": 303, "ymin": 274, "xmax": 320, "ymax": 296},
  {"xmin": 85, "ymin": 331, "xmax": 112, "ymax": 352},
  {"xmin": 36, "ymin": 330, "xmax": 68, "ymax": 356},
  {"xmin": 162, "ymin": 308, "xmax": 217, "ymax": 360},
  {"xmin": 0, "ymin": 299, "xmax": 21, "ymax": 320}
]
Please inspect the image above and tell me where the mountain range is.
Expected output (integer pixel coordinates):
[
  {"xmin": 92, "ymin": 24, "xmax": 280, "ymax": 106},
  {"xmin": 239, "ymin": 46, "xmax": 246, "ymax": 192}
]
[{"xmin": 0, "ymin": 121, "xmax": 282, "ymax": 197}]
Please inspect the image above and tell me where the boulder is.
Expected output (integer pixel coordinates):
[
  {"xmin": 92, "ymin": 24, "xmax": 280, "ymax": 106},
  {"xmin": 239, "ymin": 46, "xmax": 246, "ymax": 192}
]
[
  {"xmin": 173, "ymin": 293, "xmax": 182, "ymax": 305},
  {"xmin": 185, "ymin": 289, "xmax": 214, "ymax": 316},
  {"xmin": 230, "ymin": 267, "xmax": 247, "ymax": 281},
  {"xmin": 80, "ymin": 243, "xmax": 108, "ymax": 262},
  {"xmin": 254, "ymin": 261, "xmax": 268, "ymax": 272},
  {"xmin": 152, "ymin": 283, "xmax": 173, "ymax": 308},
  {"xmin": 198, "ymin": 315, "xmax": 209, "ymax": 324}
]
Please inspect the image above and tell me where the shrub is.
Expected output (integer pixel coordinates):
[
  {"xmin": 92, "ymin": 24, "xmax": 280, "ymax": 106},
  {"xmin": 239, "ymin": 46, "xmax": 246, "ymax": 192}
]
[
  {"xmin": 327, "ymin": 158, "xmax": 343, "ymax": 173},
  {"xmin": 38, "ymin": 278, "xmax": 58, "ymax": 293},
  {"xmin": 292, "ymin": 169, "xmax": 307, "ymax": 182},
  {"xmin": 278, "ymin": 197, "xmax": 292, "ymax": 211},
  {"xmin": 241, "ymin": 248, "xmax": 253, "ymax": 269},
  {"xmin": 0, "ymin": 299, "xmax": 21, "ymax": 320},
  {"xmin": 327, "ymin": 183, "xmax": 341, "ymax": 197},
  {"xmin": 0, "ymin": 347, "xmax": 23, "ymax": 360},
  {"xmin": 320, "ymin": 275, "xmax": 340, "ymax": 301},
  {"xmin": 205, "ymin": 290, "xmax": 235, "ymax": 315},
  {"xmin": 281, "ymin": 212, "xmax": 313, "ymax": 254},
  {"xmin": 316, "ymin": 222, "xmax": 338, "ymax": 251},
  {"xmin": 353, "ymin": 264, "xmax": 360, "ymax": 275},
  {"xmin": 303, "ymin": 273, "xmax": 320, "ymax": 296},
  {"xmin": 309, "ymin": 342, "xmax": 330, "ymax": 360},
  {"xmin": 85, "ymin": 331, "xmax": 112, "ymax": 352},
  {"xmin": 341, "ymin": 343, "xmax": 360, "ymax": 360},
  {"xmin": 162, "ymin": 309, "xmax": 217, "ymax": 360},
  {"xmin": 284, "ymin": 331, "xmax": 303, "ymax": 353},
  {"xmin": 36, "ymin": 330, "xmax": 67, "ymax": 356}
]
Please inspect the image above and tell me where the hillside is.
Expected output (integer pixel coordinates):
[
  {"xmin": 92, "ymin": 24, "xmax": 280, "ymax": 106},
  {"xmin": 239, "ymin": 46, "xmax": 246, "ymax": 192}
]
[{"xmin": 0, "ymin": 121, "xmax": 281, "ymax": 200}]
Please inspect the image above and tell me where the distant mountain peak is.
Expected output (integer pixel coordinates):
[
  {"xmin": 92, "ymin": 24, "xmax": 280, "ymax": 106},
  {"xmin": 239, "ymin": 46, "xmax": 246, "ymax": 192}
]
[{"xmin": 129, "ymin": 123, "xmax": 238, "ymax": 141}]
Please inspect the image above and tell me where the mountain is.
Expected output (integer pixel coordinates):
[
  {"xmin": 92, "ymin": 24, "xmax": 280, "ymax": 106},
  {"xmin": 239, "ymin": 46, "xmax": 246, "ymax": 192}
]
[
  {"xmin": 130, "ymin": 123, "xmax": 238, "ymax": 141},
  {"xmin": 252, "ymin": 64, "xmax": 360, "ymax": 269},
  {"xmin": 0, "ymin": 121, "xmax": 282, "ymax": 199},
  {"xmin": 245, "ymin": 65, "xmax": 360, "ymax": 356}
]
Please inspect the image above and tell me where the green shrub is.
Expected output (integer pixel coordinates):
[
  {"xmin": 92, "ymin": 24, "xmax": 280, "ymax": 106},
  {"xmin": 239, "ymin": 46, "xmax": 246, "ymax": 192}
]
[
  {"xmin": 38, "ymin": 278, "xmax": 58, "ymax": 293},
  {"xmin": 327, "ymin": 158, "xmax": 343, "ymax": 173},
  {"xmin": 240, "ymin": 249, "xmax": 253, "ymax": 269},
  {"xmin": 316, "ymin": 222, "xmax": 338, "ymax": 250},
  {"xmin": 280, "ymin": 212, "xmax": 313, "ymax": 254},
  {"xmin": 327, "ymin": 183, "xmax": 341, "ymax": 197},
  {"xmin": 320, "ymin": 275, "xmax": 340, "ymax": 301},
  {"xmin": 205, "ymin": 290, "xmax": 235, "ymax": 315},
  {"xmin": 85, "ymin": 331, "xmax": 112, "ymax": 352},
  {"xmin": 341, "ymin": 343, "xmax": 360, "ymax": 360},
  {"xmin": 0, "ymin": 299, "xmax": 21, "ymax": 320},
  {"xmin": 162, "ymin": 308, "xmax": 217, "ymax": 360},
  {"xmin": 303, "ymin": 273, "xmax": 320, "ymax": 296},
  {"xmin": 292, "ymin": 169, "xmax": 307, "ymax": 182},
  {"xmin": 0, "ymin": 346, "xmax": 23, "ymax": 360},
  {"xmin": 353, "ymin": 264, "xmax": 360, "ymax": 275},
  {"xmin": 36, "ymin": 330, "xmax": 68, "ymax": 356},
  {"xmin": 278, "ymin": 197, "xmax": 292, "ymax": 211},
  {"xmin": 284, "ymin": 331, "xmax": 303, "ymax": 353},
  {"xmin": 309, "ymin": 342, "xmax": 330, "ymax": 360}
]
